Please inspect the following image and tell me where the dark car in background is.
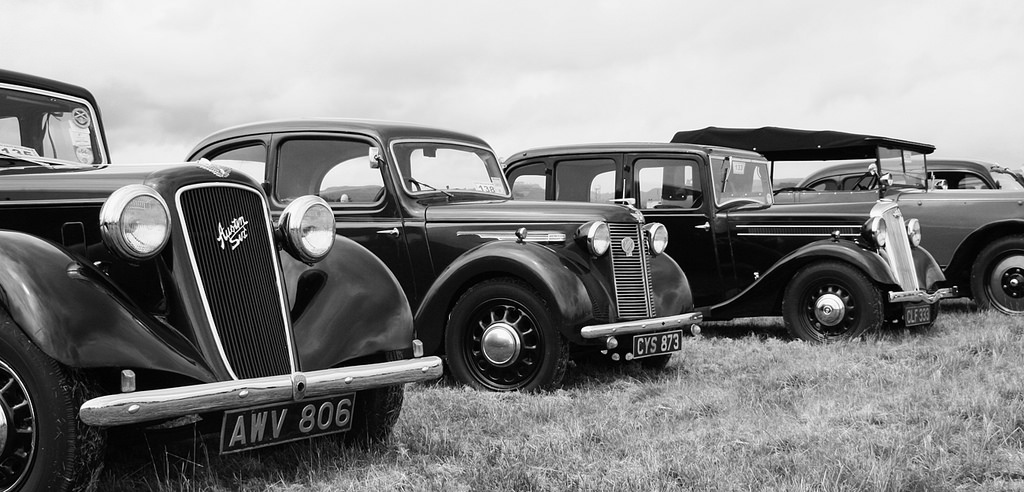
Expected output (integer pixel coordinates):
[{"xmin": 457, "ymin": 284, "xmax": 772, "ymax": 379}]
[
  {"xmin": 671, "ymin": 126, "xmax": 1024, "ymax": 315},
  {"xmin": 188, "ymin": 120, "xmax": 702, "ymax": 392},
  {"xmin": 504, "ymin": 141, "xmax": 956, "ymax": 342},
  {"xmin": 798, "ymin": 158, "xmax": 1024, "ymax": 191},
  {"xmin": 0, "ymin": 70, "xmax": 442, "ymax": 491}
]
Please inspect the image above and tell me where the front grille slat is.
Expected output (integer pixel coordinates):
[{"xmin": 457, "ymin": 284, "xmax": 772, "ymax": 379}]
[
  {"xmin": 608, "ymin": 223, "xmax": 656, "ymax": 320},
  {"xmin": 179, "ymin": 185, "xmax": 293, "ymax": 379}
]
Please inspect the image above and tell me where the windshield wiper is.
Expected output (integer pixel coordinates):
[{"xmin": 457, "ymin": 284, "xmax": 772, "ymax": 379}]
[{"xmin": 408, "ymin": 178, "xmax": 455, "ymax": 199}]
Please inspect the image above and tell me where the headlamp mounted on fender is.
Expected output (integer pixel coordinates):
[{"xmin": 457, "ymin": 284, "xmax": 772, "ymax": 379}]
[
  {"xmin": 862, "ymin": 216, "xmax": 887, "ymax": 248},
  {"xmin": 100, "ymin": 184, "xmax": 171, "ymax": 262},
  {"xmin": 643, "ymin": 222, "xmax": 668, "ymax": 256},
  {"xmin": 278, "ymin": 195, "xmax": 336, "ymax": 264},
  {"xmin": 906, "ymin": 218, "xmax": 922, "ymax": 248}
]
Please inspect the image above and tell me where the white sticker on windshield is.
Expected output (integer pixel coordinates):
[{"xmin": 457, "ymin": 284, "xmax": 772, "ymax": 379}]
[
  {"xmin": 475, "ymin": 182, "xmax": 499, "ymax": 193},
  {"xmin": 732, "ymin": 161, "xmax": 746, "ymax": 174},
  {"xmin": 69, "ymin": 128, "xmax": 92, "ymax": 147},
  {"xmin": 490, "ymin": 177, "xmax": 506, "ymax": 194},
  {"xmin": 0, "ymin": 143, "xmax": 40, "ymax": 157},
  {"xmin": 75, "ymin": 146, "xmax": 94, "ymax": 165}
]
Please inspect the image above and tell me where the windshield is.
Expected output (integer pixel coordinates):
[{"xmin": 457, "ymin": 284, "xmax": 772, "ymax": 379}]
[
  {"xmin": 391, "ymin": 141, "xmax": 509, "ymax": 197},
  {"xmin": 0, "ymin": 85, "xmax": 105, "ymax": 166},
  {"xmin": 710, "ymin": 155, "xmax": 773, "ymax": 208}
]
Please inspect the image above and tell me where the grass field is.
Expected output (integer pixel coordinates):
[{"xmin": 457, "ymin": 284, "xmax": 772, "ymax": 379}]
[{"xmin": 98, "ymin": 301, "xmax": 1024, "ymax": 491}]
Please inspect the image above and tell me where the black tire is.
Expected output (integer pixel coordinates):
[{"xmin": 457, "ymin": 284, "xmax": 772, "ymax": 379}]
[
  {"xmin": 971, "ymin": 235, "xmax": 1024, "ymax": 315},
  {"xmin": 342, "ymin": 350, "xmax": 405, "ymax": 447},
  {"xmin": 782, "ymin": 261, "xmax": 884, "ymax": 342},
  {"xmin": 445, "ymin": 278, "xmax": 568, "ymax": 392},
  {"xmin": 0, "ymin": 308, "xmax": 105, "ymax": 492},
  {"xmin": 638, "ymin": 354, "xmax": 673, "ymax": 371}
]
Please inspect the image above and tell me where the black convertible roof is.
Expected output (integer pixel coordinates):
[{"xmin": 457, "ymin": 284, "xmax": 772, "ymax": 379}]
[{"xmin": 670, "ymin": 126, "xmax": 935, "ymax": 161}]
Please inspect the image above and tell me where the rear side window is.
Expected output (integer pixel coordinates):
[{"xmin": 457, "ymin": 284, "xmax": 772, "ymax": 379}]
[
  {"xmin": 509, "ymin": 162, "xmax": 547, "ymax": 200},
  {"xmin": 276, "ymin": 138, "xmax": 384, "ymax": 205},
  {"xmin": 209, "ymin": 143, "xmax": 267, "ymax": 182}
]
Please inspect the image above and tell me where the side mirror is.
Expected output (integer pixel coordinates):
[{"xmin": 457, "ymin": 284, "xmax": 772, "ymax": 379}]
[
  {"xmin": 868, "ymin": 163, "xmax": 878, "ymax": 176},
  {"xmin": 369, "ymin": 147, "xmax": 383, "ymax": 169}
]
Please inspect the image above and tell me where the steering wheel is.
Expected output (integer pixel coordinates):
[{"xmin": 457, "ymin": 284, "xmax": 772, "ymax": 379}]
[{"xmin": 372, "ymin": 186, "xmax": 387, "ymax": 202}]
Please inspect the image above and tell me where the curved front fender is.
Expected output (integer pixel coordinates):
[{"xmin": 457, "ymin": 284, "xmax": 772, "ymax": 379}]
[
  {"xmin": 0, "ymin": 231, "xmax": 217, "ymax": 382},
  {"xmin": 414, "ymin": 241, "xmax": 593, "ymax": 355},
  {"xmin": 282, "ymin": 235, "xmax": 414, "ymax": 370},
  {"xmin": 913, "ymin": 246, "xmax": 947, "ymax": 290},
  {"xmin": 651, "ymin": 253, "xmax": 692, "ymax": 315},
  {"xmin": 706, "ymin": 239, "xmax": 896, "ymax": 319}
]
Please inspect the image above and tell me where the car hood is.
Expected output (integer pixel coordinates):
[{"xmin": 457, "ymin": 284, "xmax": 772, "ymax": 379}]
[
  {"xmin": 0, "ymin": 163, "xmax": 175, "ymax": 200},
  {"xmin": 423, "ymin": 199, "xmax": 643, "ymax": 224}
]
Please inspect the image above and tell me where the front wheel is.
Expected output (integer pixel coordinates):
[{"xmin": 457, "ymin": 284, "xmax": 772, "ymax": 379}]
[
  {"xmin": 1, "ymin": 309, "xmax": 105, "ymax": 492},
  {"xmin": 971, "ymin": 235, "xmax": 1024, "ymax": 314},
  {"xmin": 782, "ymin": 261, "xmax": 884, "ymax": 342},
  {"xmin": 445, "ymin": 278, "xmax": 568, "ymax": 392}
]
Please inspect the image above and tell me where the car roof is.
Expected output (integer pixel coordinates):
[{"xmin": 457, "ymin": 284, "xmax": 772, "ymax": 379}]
[
  {"xmin": 504, "ymin": 142, "xmax": 764, "ymax": 165},
  {"xmin": 670, "ymin": 126, "xmax": 936, "ymax": 161},
  {"xmin": 191, "ymin": 118, "xmax": 492, "ymax": 155},
  {"xmin": 0, "ymin": 68, "xmax": 99, "ymax": 104}
]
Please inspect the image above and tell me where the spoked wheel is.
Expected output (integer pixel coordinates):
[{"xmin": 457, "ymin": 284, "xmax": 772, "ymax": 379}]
[
  {"xmin": 1, "ymin": 307, "xmax": 105, "ymax": 492},
  {"xmin": 783, "ymin": 261, "xmax": 884, "ymax": 342},
  {"xmin": 445, "ymin": 278, "xmax": 568, "ymax": 392},
  {"xmin": 972, "ymin": 235, "xmax": 1024, "ymax": 314},
  {"xmin": 0, "ymin": 359, "xmax": 36, "ymax": 491}
]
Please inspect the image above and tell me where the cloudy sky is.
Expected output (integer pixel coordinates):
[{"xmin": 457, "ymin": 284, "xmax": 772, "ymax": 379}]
[{"xmin": 5, "ymin": 0, "xmax": 1023, "ymax": 173}]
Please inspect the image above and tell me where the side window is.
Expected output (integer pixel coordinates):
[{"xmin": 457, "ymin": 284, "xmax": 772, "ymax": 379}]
[
  {"xmin": 554, "ymin": 158, "xmax": 616, "ymax": 203},
  {"xmin": 209, "ymin": 143, "xmax": 267, "ymax": 182},
  {"xmin": 276, "ymin": 138, "xmax": 383, "ymax": 204},
  {"xmin": 509, "ymin": 162, "xmax": 547, "ymax": 200},
  {"xmin": 0, "ymin": 117, "xmax": 21, "ymax": 147},
  {"xmin": 634, "ymin": 158, "xmax": 702, "ymax": 210}
]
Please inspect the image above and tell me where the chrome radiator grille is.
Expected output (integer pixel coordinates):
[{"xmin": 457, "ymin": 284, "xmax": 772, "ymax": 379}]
[
  {"xmin": 879, "ymin": 205, "xmax": 919, "ymax": 291},
  {"xmin": 178, "ymin": 184, "xmax": 293, "ymax": 379},
  {"xmin": 608, "ymin": 223, "xmax": 656, "ymax": 320}
]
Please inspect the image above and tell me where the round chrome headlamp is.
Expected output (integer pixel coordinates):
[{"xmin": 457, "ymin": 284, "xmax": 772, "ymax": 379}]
[
  {"xmin": 862, "ymin": 217, "xmax": 887, "ymax": 248},
  {"xmin": 643, "ymin": 222, "xmax": 669, "ymax": 256},
  {"xmin": 278, "ymin": 195, "xmax": 335, "ymax": 263},
  {"xmin": 906, "ymin": 218, "xmax": 921, "ymax": 247},
  {"xmin": 99, "ymin": 184, "xmax": 171, "ymax": 261},
  {"xmin": 575, "ymin": 221, "xmax": 610, "ymax": 257}
]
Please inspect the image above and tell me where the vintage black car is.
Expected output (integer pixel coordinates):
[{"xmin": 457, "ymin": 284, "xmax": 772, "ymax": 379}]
[
  {"xmin": 504, "ymin": 141, "xmax": 956, "ymax": 342},
  {"xmin": 671, "ymin": 126, "xmax": 1024, "ymax": 315},
  {"xmin": 0, "ymin": 70, "xmax": 442, "ymax": 491},
  {"xmin": 188, "ymin": 120, "xmax": 701, "ymax": 392}
]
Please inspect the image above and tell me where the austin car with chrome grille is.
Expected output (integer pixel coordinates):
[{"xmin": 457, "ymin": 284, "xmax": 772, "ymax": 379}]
[
  {"xmin": 188, "ymin": 119, "xmax": 701, "ymax": 392},
  {"xmin": 504, "ymin": 141, "xmax": 957, "ymax": 342},
  {"xmin": 0, "ymin": 70, "xmax": 442, "ymax": 491}
]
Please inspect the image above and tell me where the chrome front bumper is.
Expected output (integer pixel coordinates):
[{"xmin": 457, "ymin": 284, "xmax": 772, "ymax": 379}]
[
  {"xmin": 580, "ymin": 311, "xmax": 703, "ymax": 339},
  {"xmin": 888, "ymin": 286, "xmax": 959, "ymax": 304},
  {"xmin": 80, "ymin": 357, "xmax": 443, "ymax": 427}
]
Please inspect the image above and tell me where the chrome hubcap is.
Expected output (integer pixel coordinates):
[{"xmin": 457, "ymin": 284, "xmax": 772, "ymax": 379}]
[
  {"xmin": 814, "ymin": 294, "xmax": 846, "ymax": 326},
  {"xmin": 480, "ymin": 323, "xmax": 521, "ymax": 367},
  {"xmin": 0, "ymin": 360, "xmax": 35, "ymax": 490}
]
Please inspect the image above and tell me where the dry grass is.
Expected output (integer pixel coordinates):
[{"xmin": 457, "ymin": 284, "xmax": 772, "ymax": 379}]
[{"xmin": 97, "ymin": 301, "xmax": 1024, "ymax": 491}]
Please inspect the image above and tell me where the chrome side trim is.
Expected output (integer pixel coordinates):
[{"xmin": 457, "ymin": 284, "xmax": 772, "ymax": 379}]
[
  {"xmin": 735, "ymin": 225, "xmax": 860, "ymax": 237},
  {"xmin": 456, "ymin": 230, "xmax": 567, "ymax": 243},
  {"xmin": 888, "ymin": 287, "xmax": 959, "ymax": 305},
  {"xmin": 175, "ymin": 182, "xmax": 297, "ymax": 379},
  {"xmin": 580, "ymin": 312, "xmax": 702, "ymax": 339},
  {"xmin": 79, "ymin": 357, "xmax": 444, "ymax": 427}
]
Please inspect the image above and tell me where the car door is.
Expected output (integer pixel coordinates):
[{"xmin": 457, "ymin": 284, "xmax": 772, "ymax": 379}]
[{"xmin": 625, "ymin": 153, "xmax": 728, "ymax": 307}]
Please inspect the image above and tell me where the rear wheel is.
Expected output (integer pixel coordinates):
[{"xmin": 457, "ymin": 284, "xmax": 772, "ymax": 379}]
[
  {"xmin": 445, "ymin": 278, "xmax": 568, "ymax": 392},
  {"xmin": 782, "ymin": 261, "xmax": 884, "ymax": 342},
  {"xmin": 0, "ymin": 308, "xmax": 105, "ymax": 492},
  {"xmin": 971, "ymin": 235, "xmax": 1024, "ymax": 314}
]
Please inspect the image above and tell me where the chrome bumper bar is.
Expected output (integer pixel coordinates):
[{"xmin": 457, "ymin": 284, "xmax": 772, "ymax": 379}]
[
  {"xmin": 80, "ymin": 357, "xmax": 443, "ymax": 427},
  {"xmin": 888, "ymin": 286, "xmax": 959, "ymax": 304},
  {"xmin": 580, "ymin": 311, "xmax": 703, "ymax": 339}
]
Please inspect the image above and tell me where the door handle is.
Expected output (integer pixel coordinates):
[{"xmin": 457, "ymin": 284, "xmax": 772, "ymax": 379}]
[
  {"xmin": 694, "ymin": 222, "xmax": 710, "ymax": 231},
  {"xmin": 377, "ymin": 228, "xmax": 400, "ymax": 237}
]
